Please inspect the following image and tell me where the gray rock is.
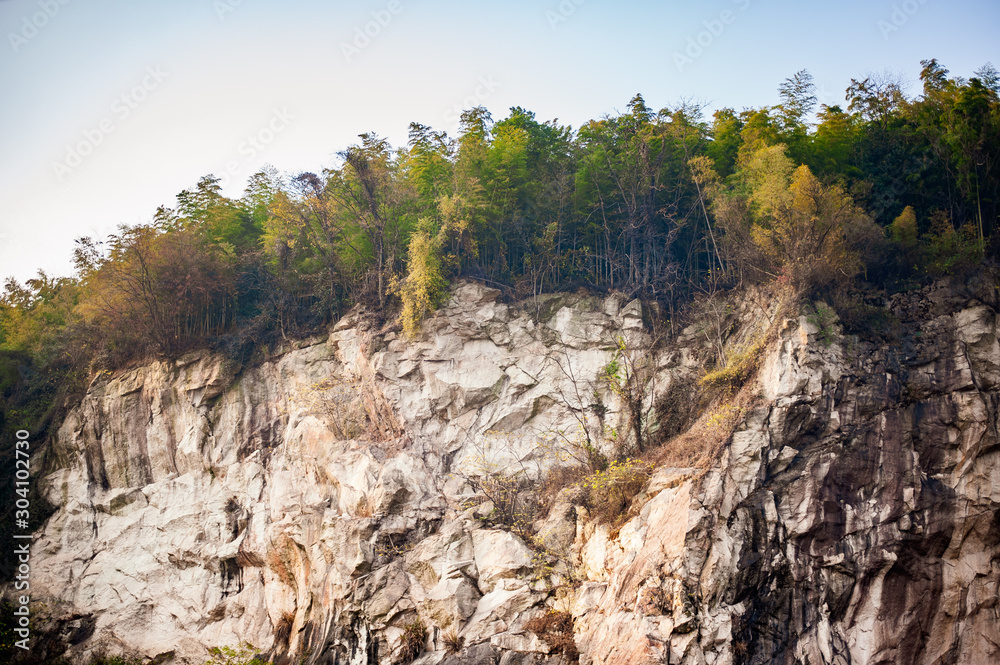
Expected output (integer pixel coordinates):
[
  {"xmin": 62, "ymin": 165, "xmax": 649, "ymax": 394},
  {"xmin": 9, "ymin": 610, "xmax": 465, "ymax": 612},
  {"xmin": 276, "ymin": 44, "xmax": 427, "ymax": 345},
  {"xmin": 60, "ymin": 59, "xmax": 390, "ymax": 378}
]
[{"xmin": 18, "ymin": 280, "xmax": 1000, "ymax": 665}]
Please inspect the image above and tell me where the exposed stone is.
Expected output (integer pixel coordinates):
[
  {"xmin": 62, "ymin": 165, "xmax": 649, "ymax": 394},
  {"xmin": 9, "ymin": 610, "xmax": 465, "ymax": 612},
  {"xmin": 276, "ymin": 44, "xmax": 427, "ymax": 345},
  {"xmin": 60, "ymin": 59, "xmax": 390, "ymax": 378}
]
[{"xmin": 13, "ymin": 279, "xmax": 1000, "ymax": 665}]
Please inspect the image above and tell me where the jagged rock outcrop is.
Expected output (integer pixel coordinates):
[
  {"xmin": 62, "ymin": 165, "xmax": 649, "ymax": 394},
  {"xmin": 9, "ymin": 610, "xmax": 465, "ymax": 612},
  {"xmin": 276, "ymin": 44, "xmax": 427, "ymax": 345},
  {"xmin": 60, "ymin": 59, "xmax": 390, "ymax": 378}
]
[
  {"xmin": 573, "ymin": 280, "xmax": 1000, "ymax": 665},
  {"xmin": 17, "ymin": 279, "xmax": 1000, "ymax": 664}
]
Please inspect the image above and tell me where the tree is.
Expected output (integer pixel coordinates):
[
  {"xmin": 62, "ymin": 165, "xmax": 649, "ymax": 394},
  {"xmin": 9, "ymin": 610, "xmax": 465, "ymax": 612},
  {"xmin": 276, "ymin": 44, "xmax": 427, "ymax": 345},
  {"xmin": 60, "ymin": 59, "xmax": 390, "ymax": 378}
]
[
  {"xmin": 397, "ymin": 220, "xmax": 447, "ymax": 338},
  {"xmin": 405, "ymin": 122, "xmax": 454, "ymax": 215},
  {"xmin": 736, "ymin": 108, "xmax": 781, "ymax": 168},
  {"xmin": 701, "ymin": 144, "xmax": 880, "ymax": 293},
  {"xmin": 810, "ymin": 105, "xmax": 857, "ymax": 175},
  {"xmin": 778, "ymin": 69, "xmax": 818, "ymax": 127},
  {"xmin": 78, "ymin": 224, "xmax": 235, "ymax": 362},
  {"xmin": 846, "ymin": 71, "xmax": 906, "ymax": 128},
  {"xmin": 777, "ymin": 69, "xmax": 817, "ymax": 163},
  {"xmin": 748, "ymin": 155, "xmax": 880, "ymax": 292},
  {"xmin": 707, "ymin": 108, "xmax": 743, "ymax": 179},
  {"xmin": 329, "ymin": 133, "xmax": 415, "ymax": 307}
]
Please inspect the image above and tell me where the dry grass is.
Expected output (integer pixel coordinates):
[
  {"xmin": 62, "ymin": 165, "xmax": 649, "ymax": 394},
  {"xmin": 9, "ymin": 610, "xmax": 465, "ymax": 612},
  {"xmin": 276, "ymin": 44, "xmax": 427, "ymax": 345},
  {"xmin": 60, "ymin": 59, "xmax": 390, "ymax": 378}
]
[
  {"xmin": 353, "ymin": 496, "xmax": 374, "ymax": 518},
  {"xmin": 399, "ymin": 619, "xmax": 426, "ymax": 663},
  {"xmin": 644, "ymin": 287, "xmax": 789, "ymax": 473},
  {"xmin": 536, "ymin": 464, "xmax": 589, "ymax": 515},
  {"xmin": 352, "ymin": 337, "xmax": 404, "ymax": 441},
  {"xmin": 524, "ymin": 610, "xmax": 578, "ymax": 662},
  {"xmin": 698, "ymin": 337, "xmax": 766, "ymax": 391},
  {"xmin": 579, "ymin": 459, "xmax": 653, "ymax": 526},
  {"xmin": 274, "ymin": 610, "xmax": 295, "ymax": 649},
  {"xmin": 644, "ymin": 386, "xmax": 760, "ymax": 473},
  {"xmin": 442, "ymin": 629, "xmax": 463, "ymax": 655}
]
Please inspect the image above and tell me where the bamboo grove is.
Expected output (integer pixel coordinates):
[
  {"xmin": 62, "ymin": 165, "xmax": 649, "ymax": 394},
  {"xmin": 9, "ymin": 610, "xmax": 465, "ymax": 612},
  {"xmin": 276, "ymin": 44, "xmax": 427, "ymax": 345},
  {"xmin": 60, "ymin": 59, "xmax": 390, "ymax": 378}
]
[{"xmin": 3, "ymin": 60, "xmax": 1000, "ymax": 420}]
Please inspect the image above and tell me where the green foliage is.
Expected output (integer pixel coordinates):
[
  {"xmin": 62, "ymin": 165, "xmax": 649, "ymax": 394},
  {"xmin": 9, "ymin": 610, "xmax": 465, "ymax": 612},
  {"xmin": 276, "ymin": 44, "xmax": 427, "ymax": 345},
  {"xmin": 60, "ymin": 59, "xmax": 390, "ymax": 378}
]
[
  {"xmin": 920, "ymin": 211, "xmax": 984, "ymax": 277},
  {"xmin": 707, "ymin": 108, "xmax": 743, "ymax": 178},
  {"xmin": 4, "ymin": 59, "xmax": 999, "ymax": 429},
  {"xmin": 203, "ymin": 642, "xmax": 265, "ymax": 665},
  {"xmin": 601, "ymin": 356, "xmax": 623, "ymax": 393},
  {"xmin": 806, "ymin": 302, "xmax": 838, "ymax": 347}
]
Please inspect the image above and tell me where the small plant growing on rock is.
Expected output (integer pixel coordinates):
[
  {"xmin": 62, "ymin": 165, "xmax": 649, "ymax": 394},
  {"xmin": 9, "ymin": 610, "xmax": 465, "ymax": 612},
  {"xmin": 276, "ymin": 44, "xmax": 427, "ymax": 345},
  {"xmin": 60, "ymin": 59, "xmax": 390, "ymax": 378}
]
[
  {"xmin": 275, "ymin": 610, "xmax": 295, "ymax": 649},
  {"xmin": 698, "ymin": 336, "xmax": 765, "ymax": 391},
  {"xmin": 202, "ymin": 642, "xmax": 266, "ymax": 665},
  {"xmin": 580, "ymin": 458, "xmax": 653, "ymax": 525},
  {"xmin": 524, "ymin": 610, "xmax": 579, "ymax": 662},
  {"xmin": 399, "ymin": 619, "xmax": 427, "ymax": 663},
  {"xmin": 458, "ymin": 429, "xmax": 546, "ymax": 537},
  {"xmin": 86, "ymin": 653, "xmax": 146, "ymax": 665},
  {"xmin": 806, "ymin": 302, "xmax": 837, "ymax": 347},
  {"xmin": 599, "ymin": 335, "xmax": 660, "ymax": 454},
  {"xmin": 442, "ymin": 628, "xmax": 463, "ymax": 655}
]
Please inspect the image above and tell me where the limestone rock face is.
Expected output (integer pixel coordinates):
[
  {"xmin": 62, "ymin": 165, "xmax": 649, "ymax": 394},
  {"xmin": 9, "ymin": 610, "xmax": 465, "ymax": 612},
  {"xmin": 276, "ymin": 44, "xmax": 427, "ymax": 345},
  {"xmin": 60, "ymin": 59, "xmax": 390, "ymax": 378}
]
[{"xmin": 19, "ymin": 280, "xmax": 1000, "ymax": 665}]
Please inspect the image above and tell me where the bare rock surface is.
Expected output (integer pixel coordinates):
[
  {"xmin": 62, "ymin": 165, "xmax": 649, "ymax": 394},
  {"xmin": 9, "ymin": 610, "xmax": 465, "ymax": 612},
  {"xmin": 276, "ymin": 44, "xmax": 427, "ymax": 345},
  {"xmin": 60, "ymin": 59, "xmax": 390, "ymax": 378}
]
[{"xmin": 15, "ymin": 279, "xmax": 1000, "ymax": 664}]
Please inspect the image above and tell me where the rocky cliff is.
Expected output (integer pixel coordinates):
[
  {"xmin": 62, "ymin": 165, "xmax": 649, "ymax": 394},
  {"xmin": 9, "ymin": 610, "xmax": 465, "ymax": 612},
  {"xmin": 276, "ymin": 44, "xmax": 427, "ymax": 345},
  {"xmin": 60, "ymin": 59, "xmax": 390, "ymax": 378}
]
[{"xmin": 17, "ymin": 279, "xmax": 1000, "ymax": 664}]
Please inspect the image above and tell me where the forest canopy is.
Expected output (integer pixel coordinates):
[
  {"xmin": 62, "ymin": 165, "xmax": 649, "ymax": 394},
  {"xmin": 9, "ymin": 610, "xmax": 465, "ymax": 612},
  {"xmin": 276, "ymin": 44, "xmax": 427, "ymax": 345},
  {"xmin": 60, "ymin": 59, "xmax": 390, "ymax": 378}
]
[{"xmin": 2, "ymin": 60, "xmax": 999, "ymax": 420}]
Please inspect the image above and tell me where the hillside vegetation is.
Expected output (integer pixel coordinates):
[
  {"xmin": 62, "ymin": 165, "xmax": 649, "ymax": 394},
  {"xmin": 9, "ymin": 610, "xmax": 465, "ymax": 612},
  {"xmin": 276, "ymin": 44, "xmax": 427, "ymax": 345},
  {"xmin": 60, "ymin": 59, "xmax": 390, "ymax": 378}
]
[{"xmin": 2, "ymin": 58, "xmax": 998, "ymax": 435}]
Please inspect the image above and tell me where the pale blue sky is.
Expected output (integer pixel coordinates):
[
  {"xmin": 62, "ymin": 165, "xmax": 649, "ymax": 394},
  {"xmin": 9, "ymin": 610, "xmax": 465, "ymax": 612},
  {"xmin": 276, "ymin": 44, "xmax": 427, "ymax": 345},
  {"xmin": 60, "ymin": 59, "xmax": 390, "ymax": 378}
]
[{"xmin": 2, "ymin": 0, "xmax": 998, "ymax": 283}]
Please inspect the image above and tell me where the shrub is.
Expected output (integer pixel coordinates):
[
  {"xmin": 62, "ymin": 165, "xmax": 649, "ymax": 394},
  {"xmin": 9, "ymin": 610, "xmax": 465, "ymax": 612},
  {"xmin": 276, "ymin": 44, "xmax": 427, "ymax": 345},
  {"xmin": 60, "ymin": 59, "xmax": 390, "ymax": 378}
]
[
  {"xmin": 399, "ymin": 619, "xmax": 427, "ymax": 663},
  {"xmin": 397, "ymin": 224, "xmax": 447, "ymax": 338},
  {"xmin": 459, "ymin": 430, "xmax": 553, "ymax": 537},
  {"xmin": 525, "ymin": 610, "xmax": 578, "ymax": 662},
  {"xmin": 442, "ymin": 629, "xmax": 463, "ymax": 655},
  {"xmin": 203, "ymin": 642, "xmax": 266, "ymax": 665},
  {"xmin": 806, "ymin": 302, "xmax": 837, "ymax": 347},
  {"xmin": 579, "ymin": 458, "xmax": 653, "ymax": 525},
  {"xmin": 832, "ymin": 291, "xmax": 897, "ymax": 341},
  {"xmin": 921, "ymin": 210, "xmax": 984, "ymax": 277},
  {"xmin": 890, "ymin": 205, "xmax": 918, "ymax": 247},
  {"xmin": 87, "ymin": 654, "xmax": 146, "ymax": 665},
  {"xmin": 274, "ymin": 610, "xmax": 295, "ymax": 649},
  {"xmin": 698, "ymin": 337, "xmax": 765, "ymax": 391},
  {"xmin": 537, "ymin": 464, "xmax": 589, "ymax": 516}
]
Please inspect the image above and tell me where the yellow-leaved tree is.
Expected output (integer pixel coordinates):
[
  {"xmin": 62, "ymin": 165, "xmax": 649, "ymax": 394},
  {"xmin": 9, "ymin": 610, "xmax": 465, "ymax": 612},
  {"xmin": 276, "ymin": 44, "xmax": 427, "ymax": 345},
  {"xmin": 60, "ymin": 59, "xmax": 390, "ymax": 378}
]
[
  {"xmin": 397, "ymin": 219, "xmax": 447, "ymax": 338},
  {"xmin": 700, "ymin": 145, "xmax": 881, "ymax": 293}
]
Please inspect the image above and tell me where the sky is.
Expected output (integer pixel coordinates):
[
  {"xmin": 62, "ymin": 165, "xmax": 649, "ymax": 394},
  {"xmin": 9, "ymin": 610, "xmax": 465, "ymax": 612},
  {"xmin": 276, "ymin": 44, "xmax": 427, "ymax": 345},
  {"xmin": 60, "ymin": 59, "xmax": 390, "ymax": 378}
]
[{"xmin": 1, "ymin": 0, "xmax": 998, "ymax": 284}]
